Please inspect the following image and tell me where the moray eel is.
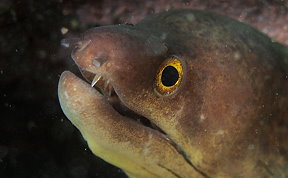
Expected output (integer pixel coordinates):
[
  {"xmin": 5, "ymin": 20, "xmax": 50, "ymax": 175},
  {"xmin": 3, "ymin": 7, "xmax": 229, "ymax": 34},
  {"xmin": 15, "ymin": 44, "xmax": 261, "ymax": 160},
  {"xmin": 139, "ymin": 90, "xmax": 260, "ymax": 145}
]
[{"xmin": 58, "ymin": 10, "xmax": 288, "ymax": 177}]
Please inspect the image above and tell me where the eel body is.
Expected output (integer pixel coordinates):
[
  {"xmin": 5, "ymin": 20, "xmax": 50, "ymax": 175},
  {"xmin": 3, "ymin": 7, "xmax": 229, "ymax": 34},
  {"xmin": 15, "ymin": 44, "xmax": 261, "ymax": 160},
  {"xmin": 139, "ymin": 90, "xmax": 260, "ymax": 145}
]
[{"xmin": 58, "ymin": 9, "xmax": 288, "ymax": 177}]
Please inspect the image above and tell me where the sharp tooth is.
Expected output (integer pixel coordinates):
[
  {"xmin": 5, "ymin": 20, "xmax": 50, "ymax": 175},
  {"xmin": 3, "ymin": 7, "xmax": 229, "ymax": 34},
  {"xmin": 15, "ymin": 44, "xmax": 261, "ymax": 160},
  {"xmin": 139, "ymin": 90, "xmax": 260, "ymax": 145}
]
[
  {"xmin": 91, "ymin": 74, "xmax": 101, "ymax": 87},
  {"xmin": 108, "ymin": 85, "xmax": 113, "ymax": 96},
  {"xmin": 104, "ymin": 80, "xmax": 110, "ymax": 91}
]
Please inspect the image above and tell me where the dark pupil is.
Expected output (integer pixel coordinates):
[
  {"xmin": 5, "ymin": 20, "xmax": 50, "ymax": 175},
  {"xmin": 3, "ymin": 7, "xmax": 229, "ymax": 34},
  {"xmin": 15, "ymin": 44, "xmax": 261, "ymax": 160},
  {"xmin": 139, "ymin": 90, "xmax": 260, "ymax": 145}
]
[{"xmin": 161, "ymin": 66, "xmax": 179, "ymax": 87}]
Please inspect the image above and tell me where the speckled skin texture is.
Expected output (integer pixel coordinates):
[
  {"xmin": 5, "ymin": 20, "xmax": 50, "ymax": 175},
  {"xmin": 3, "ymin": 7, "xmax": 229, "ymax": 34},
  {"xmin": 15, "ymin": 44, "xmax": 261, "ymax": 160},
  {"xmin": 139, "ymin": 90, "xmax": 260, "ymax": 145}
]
[{"xmin": 58, "ymin": 10, "xmax": 288, "ymax": 177}]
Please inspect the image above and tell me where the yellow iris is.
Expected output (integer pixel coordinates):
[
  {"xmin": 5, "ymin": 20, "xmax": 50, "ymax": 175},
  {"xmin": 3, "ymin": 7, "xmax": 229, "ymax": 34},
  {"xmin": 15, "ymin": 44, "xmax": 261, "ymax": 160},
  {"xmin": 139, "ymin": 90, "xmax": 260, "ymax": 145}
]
[{"xmin": 155, "ymin": 57, "xmax": 184, "ymax": 96}]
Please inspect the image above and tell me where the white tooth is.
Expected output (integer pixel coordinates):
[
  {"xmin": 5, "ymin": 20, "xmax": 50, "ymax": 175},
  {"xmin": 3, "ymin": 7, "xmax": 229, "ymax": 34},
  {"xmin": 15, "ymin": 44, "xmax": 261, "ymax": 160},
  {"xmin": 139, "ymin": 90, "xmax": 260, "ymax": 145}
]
[
  {"xmin": 104, "ymin": 80, "xmax": 110, "ymax": 90},
  {"xmin": 91, "ymin": 74, "xmax": 101, "ymax": 87},
  {"xmin": 108, "ymin": 85, "xmax": 113, "ymax": 96}
]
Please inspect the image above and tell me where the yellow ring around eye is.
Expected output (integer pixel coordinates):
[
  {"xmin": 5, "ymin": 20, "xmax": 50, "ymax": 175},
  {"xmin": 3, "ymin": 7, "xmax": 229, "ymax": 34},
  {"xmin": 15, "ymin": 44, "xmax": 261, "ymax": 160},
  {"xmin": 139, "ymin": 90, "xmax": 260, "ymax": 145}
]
[{"xmin": 155, "ymin": 57, "xmax": 184, "ymax": 96}]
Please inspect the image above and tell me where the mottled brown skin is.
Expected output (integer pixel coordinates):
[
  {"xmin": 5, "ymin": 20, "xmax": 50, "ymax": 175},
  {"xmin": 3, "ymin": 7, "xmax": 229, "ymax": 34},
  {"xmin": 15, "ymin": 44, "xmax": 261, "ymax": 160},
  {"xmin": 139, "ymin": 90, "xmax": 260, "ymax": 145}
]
[{"xmin": 58, "ymin": 10, "xmax": 288, "ymax": 177}]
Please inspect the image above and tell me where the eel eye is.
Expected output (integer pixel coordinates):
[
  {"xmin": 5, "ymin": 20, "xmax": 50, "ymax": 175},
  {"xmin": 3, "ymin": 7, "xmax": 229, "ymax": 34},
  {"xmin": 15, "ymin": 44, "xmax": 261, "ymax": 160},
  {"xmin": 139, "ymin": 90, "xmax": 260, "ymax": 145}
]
[{"xmin": 155, "ymin": 56, "xmax": 184, "ymax": 96}]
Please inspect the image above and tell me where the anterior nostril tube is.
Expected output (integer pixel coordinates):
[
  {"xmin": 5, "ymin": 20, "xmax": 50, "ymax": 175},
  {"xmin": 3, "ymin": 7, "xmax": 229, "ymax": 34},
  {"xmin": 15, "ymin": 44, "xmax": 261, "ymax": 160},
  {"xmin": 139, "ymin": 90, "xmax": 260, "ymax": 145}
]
[
  {"xmin": 61, "ymin": 37, "xmax": 81, "ymax": 48},
  {"xmin": 61, "ymin": 39, "xmax": 70, "ymax": 48}
]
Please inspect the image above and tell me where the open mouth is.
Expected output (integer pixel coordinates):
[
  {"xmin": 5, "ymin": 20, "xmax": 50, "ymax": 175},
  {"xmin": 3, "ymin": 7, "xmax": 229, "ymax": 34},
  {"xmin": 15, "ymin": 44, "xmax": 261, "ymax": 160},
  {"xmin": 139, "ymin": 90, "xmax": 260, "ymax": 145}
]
[
  {"xmin": 84, "ymin": 70, "xmax": 167, "ymax": 136},
  {"xmin": 78, "ymin": 70, "xmax": 209, "ymax": 178}
]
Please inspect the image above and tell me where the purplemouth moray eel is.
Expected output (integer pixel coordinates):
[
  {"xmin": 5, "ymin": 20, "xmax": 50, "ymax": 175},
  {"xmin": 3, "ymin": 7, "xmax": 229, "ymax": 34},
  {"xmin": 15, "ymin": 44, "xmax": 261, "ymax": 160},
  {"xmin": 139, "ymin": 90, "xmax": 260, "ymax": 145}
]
[{"xmin": 58, "ymin": 10, "xmax": 288, "ymax": 178}]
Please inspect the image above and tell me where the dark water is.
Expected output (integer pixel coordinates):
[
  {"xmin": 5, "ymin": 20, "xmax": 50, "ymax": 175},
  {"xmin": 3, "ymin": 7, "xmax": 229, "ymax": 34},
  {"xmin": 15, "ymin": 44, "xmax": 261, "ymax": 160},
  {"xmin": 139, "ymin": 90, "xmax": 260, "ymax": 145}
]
[{"xmin": 0, "ymin": 0, "xmax": 126, "ymax": 177}]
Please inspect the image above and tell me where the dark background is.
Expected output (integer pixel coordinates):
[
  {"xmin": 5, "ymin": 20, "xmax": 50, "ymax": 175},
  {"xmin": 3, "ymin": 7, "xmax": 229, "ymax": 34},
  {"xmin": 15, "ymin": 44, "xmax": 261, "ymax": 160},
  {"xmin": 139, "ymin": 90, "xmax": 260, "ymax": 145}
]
[{"xmin": 0, "ymin": 0, "xmax": 287, "ymax": 177}]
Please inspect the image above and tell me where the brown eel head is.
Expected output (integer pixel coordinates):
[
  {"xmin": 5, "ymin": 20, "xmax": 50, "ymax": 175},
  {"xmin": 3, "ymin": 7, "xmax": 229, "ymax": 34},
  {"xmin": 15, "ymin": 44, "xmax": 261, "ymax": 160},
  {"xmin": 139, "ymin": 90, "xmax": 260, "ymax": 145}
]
[{"xmin": 58, "ymin": 10, "xmax": 288, "ymax": 178}]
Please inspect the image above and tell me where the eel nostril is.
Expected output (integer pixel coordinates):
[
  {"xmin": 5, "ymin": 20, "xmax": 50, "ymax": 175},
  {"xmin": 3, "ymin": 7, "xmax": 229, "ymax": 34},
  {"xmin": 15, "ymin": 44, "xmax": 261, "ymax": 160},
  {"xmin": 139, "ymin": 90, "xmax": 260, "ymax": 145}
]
[
  {"xmin": 92, "ymin": 59, "xmax": 101, "ymax": 68},
  {"xmin": 61, "ymin": 37, "xmax": 81, "ymax": 48},
  {"xmin": 92, "ymin": 53, "xmax": 108, "ymax": 68}
]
